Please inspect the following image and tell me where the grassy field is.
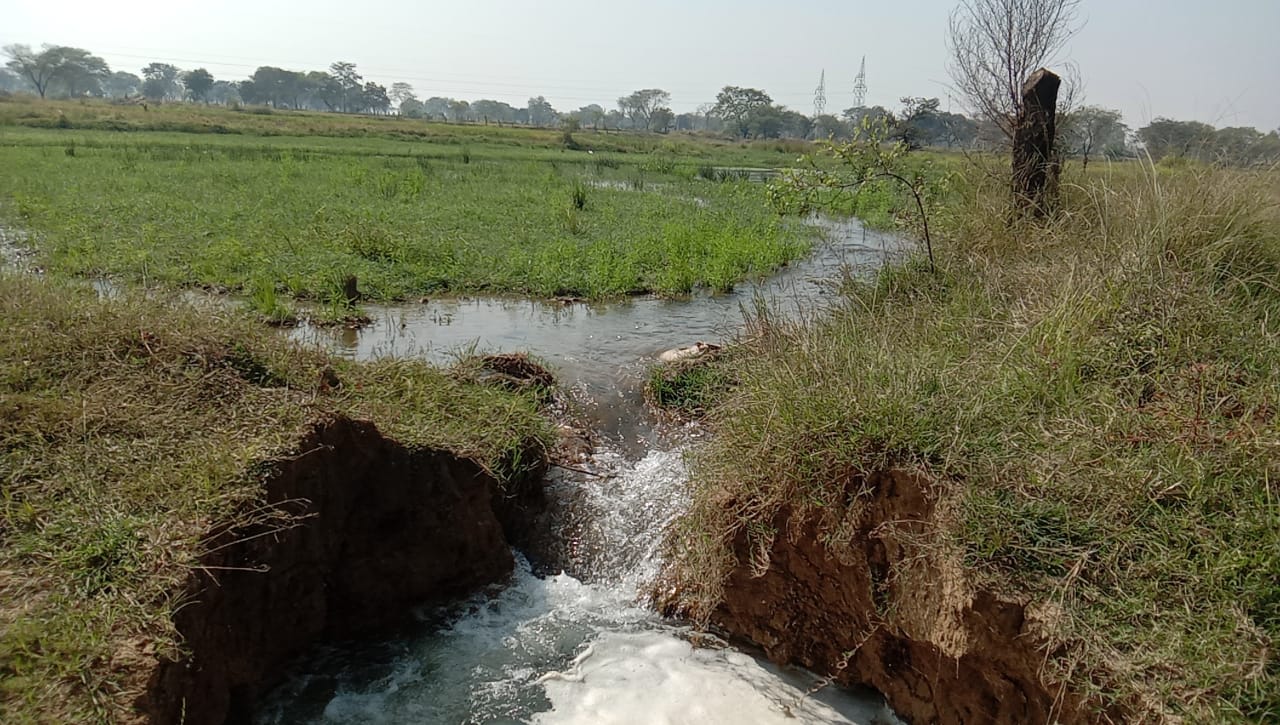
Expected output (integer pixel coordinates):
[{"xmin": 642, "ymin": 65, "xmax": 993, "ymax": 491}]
[
  {"xmin": 0, "ymin": 274, "xmax": 555, "ymax": 722},
  {"xmin": 0, "ymin": 116, "xmax": 821, "ymax": 306},
  {"xmin": 0, "ymin": 97, "xmax": 814, "ymax": 165},
  {"xmin": 666, "ymin": 161, "xmax": 1280, "ymax": 721}
]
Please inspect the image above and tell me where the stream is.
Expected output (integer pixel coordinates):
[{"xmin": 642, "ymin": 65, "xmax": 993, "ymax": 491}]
[{"xmin": 251, "ymin": 215, "xmax": 906, "ymax": 724}]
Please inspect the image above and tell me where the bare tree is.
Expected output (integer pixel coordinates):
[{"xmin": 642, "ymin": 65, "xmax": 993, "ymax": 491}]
[{"xmin": 947, "ymin": 0, "xmax": 1082, "ymax": 141}]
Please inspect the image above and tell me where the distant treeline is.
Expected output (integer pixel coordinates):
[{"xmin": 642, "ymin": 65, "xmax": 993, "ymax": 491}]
[{"xmin": 3, "ymin": 43, "xmax": 1277, "ymax": 164}]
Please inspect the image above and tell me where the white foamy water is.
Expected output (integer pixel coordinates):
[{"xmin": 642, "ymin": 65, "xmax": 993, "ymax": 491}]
[
  {"xmin": 254, "ymin": 448, "xmax": 895, "ymax": 724},
  {"xmin": 535, "ymin": 631, "xmax": 890, "ymax": 725}
]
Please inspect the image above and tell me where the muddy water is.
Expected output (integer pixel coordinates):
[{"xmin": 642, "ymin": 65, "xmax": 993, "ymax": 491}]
[{"xmin": 256, "ymin": 217, "xmax": 907, "ymax": 724}]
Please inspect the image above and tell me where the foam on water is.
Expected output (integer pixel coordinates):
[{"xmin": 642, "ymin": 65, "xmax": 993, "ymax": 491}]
[
  {"xmin": 534, "ymin": 630, "xmax": 892, "ymax": 725},
  {"xmin": 254, "ymin": 447, "xmax": 896, "ymax": 724}
]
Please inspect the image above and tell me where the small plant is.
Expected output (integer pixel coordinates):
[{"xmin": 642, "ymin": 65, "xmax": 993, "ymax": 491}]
[
  {"xmin": 645, "ymin": 353, "xmax": 733, "ymax": 419},
  {"xmin": 628, "ymin": 172, "xmax": 646, "ymax": 191},
  {"xmin": 245, "ymin": 276, "xmax": 296, "ymax": 326},
  {"xmin": 769, "ymin": 117, "xmax": 942, "ymax": 271},
  {"xmin": 560, "ymin": 204, "xmax": 583, "ymax": 235},
  {"xmin": 569, "ymin": 178, "xmax": 588, "ymax": 210}
]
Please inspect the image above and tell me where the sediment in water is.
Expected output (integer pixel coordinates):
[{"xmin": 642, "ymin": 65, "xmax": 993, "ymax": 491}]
[
  {"xmin": 136, "ymin": 415, "xmax": 547, "ymax": 724},
  {"xmin": 665, "ymin": 470, "xmax": 1124, "ymax": 725}
]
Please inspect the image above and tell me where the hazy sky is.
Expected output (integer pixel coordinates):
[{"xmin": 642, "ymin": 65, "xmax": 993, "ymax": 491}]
[{"xmin": 2, "ymin": 0, "xmax": 1277, "ymax": 130}]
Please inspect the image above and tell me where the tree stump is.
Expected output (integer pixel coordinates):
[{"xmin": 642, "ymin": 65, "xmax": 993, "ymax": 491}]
[
  {"xmin": 1012, "ymin": 68, "xmax": 1061, "ymax": 216},
  {"xmin": 341, "ymin": 275, "xmax": 360, "ymax": 306}
]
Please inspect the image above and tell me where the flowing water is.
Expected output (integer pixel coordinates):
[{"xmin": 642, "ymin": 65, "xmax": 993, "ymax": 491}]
[{"xmin": 253, "ymin": 216, "xmax": 908, "ymax": 724}]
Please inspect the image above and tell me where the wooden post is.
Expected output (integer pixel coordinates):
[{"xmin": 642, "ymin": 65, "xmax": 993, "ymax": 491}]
[
  {"xmin": 341, "ymin": 275, "xmax": 360, "ymax": 306},
  {"xmin": 1011, "ymin": 68, "xmax": 1061, "ymax": 216}
]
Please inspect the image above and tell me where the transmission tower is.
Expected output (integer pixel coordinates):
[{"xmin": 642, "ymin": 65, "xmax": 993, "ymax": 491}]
[
  {"xmin": 813, "ymin": 70, "xmax": 827, "ymax": 118},
  {"xmin": 851, "ymin": 56, "xmax": 867, "ymax": 109}
]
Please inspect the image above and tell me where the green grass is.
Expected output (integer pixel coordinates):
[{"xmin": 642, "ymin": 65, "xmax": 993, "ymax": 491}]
[
  {"xmin": 0, "ymin": 274, "xmax": 555, "ymax": 722},
  {"xmin": 645, "ymin": 354, "xmax": 735, "ymax": 419},
  {"xmin": 666, "ymin": 161, "xmax": 1280, "ymax": 722},
  {"xmin": 0, "ymin": 97, "xmax": 815, "ymax": 167},
  {"xmin": 0, "ymin": 126, "xmax": 814, "ymax": 301}
]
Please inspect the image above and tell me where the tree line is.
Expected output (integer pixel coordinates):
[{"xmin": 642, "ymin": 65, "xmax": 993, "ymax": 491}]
[{"xmin": 3, "ymin": 42, "xmax": 1277, "ymax": 165}]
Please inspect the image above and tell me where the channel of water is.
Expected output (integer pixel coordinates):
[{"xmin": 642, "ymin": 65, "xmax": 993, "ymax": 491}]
[{"xmin": 252, "ymin": 216, "xmax": 908, "ymax": 723}]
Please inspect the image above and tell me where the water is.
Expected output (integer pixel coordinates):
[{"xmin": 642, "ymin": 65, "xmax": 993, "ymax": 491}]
[
  {"xmin": 257, "ymin": 216, "xmax": 908, "ymax": 724},
  {"xmin": 291, "ymin": 216, "xmax": 901, "ymax": 451}
]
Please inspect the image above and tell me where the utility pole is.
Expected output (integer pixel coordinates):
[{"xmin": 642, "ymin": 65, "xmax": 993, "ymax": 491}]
[
  {"xmin": 851, "ymin": 56, "xmax": 867, "ymax": 109},
  {"xmin": 813, "ymin": 69, "xmax": 827, "ymax": 118}
]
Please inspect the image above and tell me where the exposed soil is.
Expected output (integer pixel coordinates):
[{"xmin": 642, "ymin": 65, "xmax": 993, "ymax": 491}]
[
  {"xmin": 134, "ymin": 415, "xmax": 547, "ymax": 724},
  {"xmin": 689, "ymin": 470, "xmax": 1126, "ymax": 725}
]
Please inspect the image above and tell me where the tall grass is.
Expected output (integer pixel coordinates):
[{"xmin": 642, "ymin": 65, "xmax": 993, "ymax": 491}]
[{"xmin": 667, "ymin": 162, "xmax": 1280, "ymax": 722}]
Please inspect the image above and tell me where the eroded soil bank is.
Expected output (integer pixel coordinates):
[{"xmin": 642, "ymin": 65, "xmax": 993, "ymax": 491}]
[
  {"xmin": 136, "ymin": 415, "xmax": 547, "ymax": 724},
  {"xmin": 676, "ymin": 470, "xmax": 1122, "ymax": 725}
]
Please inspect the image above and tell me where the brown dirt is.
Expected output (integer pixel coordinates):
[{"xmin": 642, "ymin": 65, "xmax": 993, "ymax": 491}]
[
  {"xmin": 686, "ymin": 470, "xmax": 1126, "ymax": 725},
  {"xmin": 132, "ymin": 414, "xmax": 547, "ymax": 724},
  {"xmin": 477, "ymin": 353, "xmax": 556, "ymax": 395}
]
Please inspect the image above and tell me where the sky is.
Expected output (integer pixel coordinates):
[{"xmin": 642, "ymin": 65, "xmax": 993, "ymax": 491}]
[{"xmin": 2, "ymin": 0, "xmax": 1277, "ymax": 130}]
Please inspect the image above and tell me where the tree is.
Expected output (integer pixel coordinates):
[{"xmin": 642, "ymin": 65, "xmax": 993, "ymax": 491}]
[
  {"xmin": 183, "ymin": 68, "xmax": 215, "ymax": 103},
  {"xmin": 141, "ymin": 63, "xmax": 182, "ymax": 101},
  {"xmin": 650, "ymin": 107, "xmax": 675, "ymax": 133},
  {"xmin": 527, "ymin": 96, "xmax": 556, "ymax": 127},
  {"xmin": 573, "ymin": 104, "xmax": 605, "ymax": 130},
  {"xmin": 400, "ymin": 98, "xmax": 425, "ymax": 118},
  {"xmin": 389, "ymin": 82, "xmax": 416, "ymax": 107},
  {"xmin": 473, "ymin": 99, "xmax": 517, "ymax": 124},
  {"xmin": 3, "ymin": 44, "xmax": 58, "ymax": 98},
  {"xmin": 777, "ymin": 108, "xmax": 813, "ymax": 139},
  {"xmin": 1137, "ymin": 118, "xmax": 1216, "ymax": 161},
  {"xmin": 362, "ymin": 82, "xmax": 391, "ymax": 114},
  {"xmin": 713, "ymin": 86, "xmax": 773, "ymax": 138},
  {"xmin": 0, "ymin": 68, "xmax": 24, "ymax": 93},
  {"xmin": 49, "ymin": 47, "xmax": 109, "ymax": 97},
  {"xmin": 1212, "ymin": 127, "xmax": 1266, "ymax": 166},
  {"xmin": 104, "ymin": 71, "xmax": 141, "ymax": 98},
  {"xmin": 1060, "ymin": 105, "xmax": 1127, "ymax": 168},
  {"xmin": 422, "ymin": 97, "xmax": 451, "ymax": 120},
  {"xmin": 3, "ymin": 44, "xmax": 108, "ymax": 98},
  {"xmin": 747, "ymin": 105, "xmax": 786, "ymax": 139},
  {"xmin": 328, "ymin": 61, "xmax": 362, "ymax": 112},
  {"xmin": 842, "ymin": 105, "xmax": 894, "ymax": 136},
  {"xmin": 208, "ymin": 80, "xmax": 240, "ymax": 105},
  {"xmin": 617, "ymin": 88, "xmax": 671, "ymax": 131},
  {"xmin": 947, "ymin": 0, "xmax": 1081, "ymax": 141},
  {"xmin": 896, "ymin": 97, "xmax": 941, "ymax": 149},
  {"xmin": 812, "ymin": 114, "xmax": 851, "ymax": 140},
  {"xmin": 447, "ymin": 99, "xmax": 471, "ymax": 122},
  {"xmin": 242, "ymin": 67, "xmax": 308, "ymax": 108}
]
